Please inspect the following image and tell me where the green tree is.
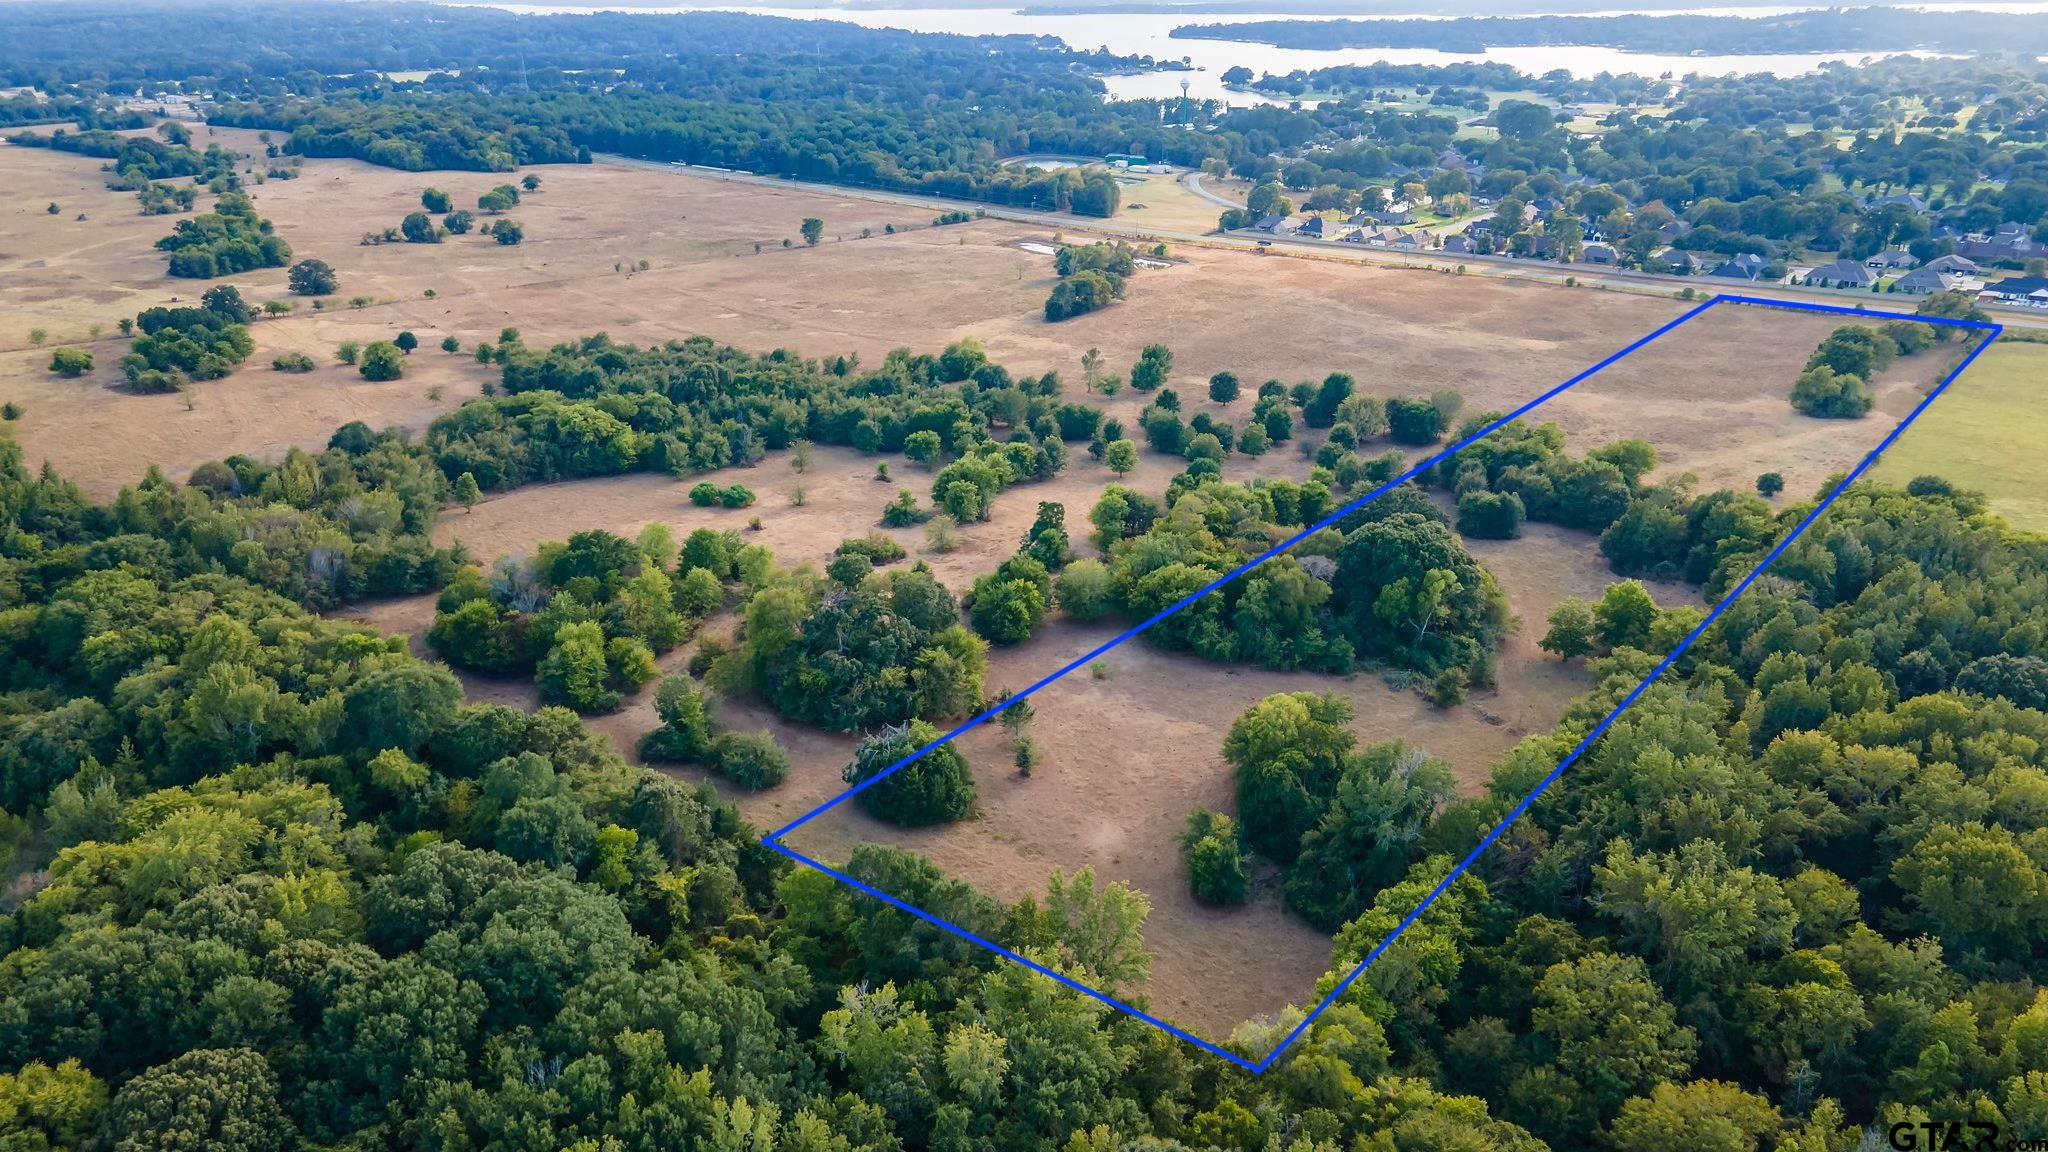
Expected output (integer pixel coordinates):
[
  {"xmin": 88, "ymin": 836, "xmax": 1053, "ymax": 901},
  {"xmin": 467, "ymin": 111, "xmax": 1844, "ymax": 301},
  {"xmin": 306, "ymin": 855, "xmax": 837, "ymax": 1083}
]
[
  {"xmin": 801, "ymin": 217, "xmax": 825, "ymax": 246},
  {"xmin": 1532, "ymin": 951, "xmax": 1698, "ymax": 1121},
  {"xmin": 453, "ymin": 471, "xmax": 481, "ymax": 511},
  {"xmin": 401, "ymin": 211, "xmax": 438, "ymax": 243},
  {"xmin": 845, "ymin": 721, "xmax": 975, "ymax": 826},
  {"xmin": 1540, "ymin": 597, "xmax": 1598, "ymax": 659},
  {"xmin": 287, "ymin": 258, "xmax": 336, "ymax": 295},
  {"xmin": 1103, "ymin": 438, "xmax": 1137, "ymax": 477},
  {"xmin": 1208, "ymin": 371, "xmax": 1240, "ymax": 403},
  {"xmin": 358, "ymin": 340, "xmax": 405, "ymax": 381},
  {"xmin": 96, "ymin": 1048, "xmax": 292, "ymax": 1152},
  {"xmin": 394, "ymin": 330, "xmax": 419, "ymax": 354},
  {"xmin": 1607, "ymin": 1080, "xmax": 1782, "ymax": 1152},
  {"xmin": 421, "ymin": 187, "xmax": 452, "ymax": 212},
  {"xmin": 493, "ymin": 218, "xmax": 525, "ymax": 245},
  {"xmin": 1130, "ymin": 344, "xmax": 1172, "ymax": 391}
]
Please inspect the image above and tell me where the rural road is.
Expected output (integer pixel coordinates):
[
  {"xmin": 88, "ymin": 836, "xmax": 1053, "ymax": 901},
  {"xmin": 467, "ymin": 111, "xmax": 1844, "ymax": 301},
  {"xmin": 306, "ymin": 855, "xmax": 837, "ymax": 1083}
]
[{"xmin": 609, "ymin": 154, "xmax": 2048, "ymax": 332}]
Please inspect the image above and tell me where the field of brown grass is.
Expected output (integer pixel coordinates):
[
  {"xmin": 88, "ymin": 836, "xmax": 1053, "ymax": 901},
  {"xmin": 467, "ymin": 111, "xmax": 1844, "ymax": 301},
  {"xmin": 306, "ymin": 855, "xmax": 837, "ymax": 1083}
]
[{"xmin": 3, "ymin": 128, "xmax": 1945, "ymax": 504}]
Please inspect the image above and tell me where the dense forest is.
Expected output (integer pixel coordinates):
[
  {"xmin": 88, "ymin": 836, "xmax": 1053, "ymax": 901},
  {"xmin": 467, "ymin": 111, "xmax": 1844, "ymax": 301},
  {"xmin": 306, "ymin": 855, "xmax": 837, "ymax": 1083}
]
[{"xmin": 9, "ymin": 336, "xmax": 2048, "ymax": 1145}]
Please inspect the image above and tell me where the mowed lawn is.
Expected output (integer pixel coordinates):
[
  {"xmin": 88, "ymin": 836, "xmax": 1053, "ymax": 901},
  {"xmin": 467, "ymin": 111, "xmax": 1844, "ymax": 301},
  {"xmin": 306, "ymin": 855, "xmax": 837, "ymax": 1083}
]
[{"xmin": 1876, "ymin": 340, "xmax": 2048, "ymax": 531}]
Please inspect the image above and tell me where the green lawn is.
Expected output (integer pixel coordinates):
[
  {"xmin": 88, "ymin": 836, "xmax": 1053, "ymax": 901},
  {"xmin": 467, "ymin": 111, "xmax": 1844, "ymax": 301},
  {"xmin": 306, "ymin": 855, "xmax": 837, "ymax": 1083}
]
[{"xmin": 1875, "ymin": 341, "xmax": 2048, "ymax": 532}]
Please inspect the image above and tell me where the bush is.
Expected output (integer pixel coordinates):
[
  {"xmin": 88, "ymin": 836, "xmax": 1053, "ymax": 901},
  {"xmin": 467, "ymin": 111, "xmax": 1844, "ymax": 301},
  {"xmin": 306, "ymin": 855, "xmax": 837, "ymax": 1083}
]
[
  {"xmin": 1455, "ymin": 489, "xmax": 1524, "ymax": 539},
  {"xmin": 271, "ymin": 352, "xmax": 316, "ymax": 373},
  {"xmin": 837, "ymin": 533, "xmax": 908, "ymax": 564},
  {"xmin": 1183, "ymin": 809, "xmax": 1249, "ymax": 905},
  {"xmin": 881, "ymin": 488, "xmax": 926, "ymax": 527},
  {"xmin": 845, "ymin": 721, "xmax": 976, "ymax": 826},
  {"xmin": 48, "ymin": 347, "xmax": 93, "ymax": 376},
  {"xmin": 1054, "ymin": 558, "xmax": 1116, "ymax": 620},
  {"xmin": 711, "ymin": 730, "xmax": 791, "ymax": 790},
  {"xmin": 1387, "ymin": 396, "xmax": 1445, "ymax": 444},
  {"xmin": 1756, "ymin": 471, "xmax": 1785, "ymax": 497}
]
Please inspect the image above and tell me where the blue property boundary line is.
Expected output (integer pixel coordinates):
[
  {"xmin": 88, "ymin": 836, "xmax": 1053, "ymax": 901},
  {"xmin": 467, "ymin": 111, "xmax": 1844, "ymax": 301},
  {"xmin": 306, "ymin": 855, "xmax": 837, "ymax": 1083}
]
[{"xmin": 762, "ymin": 293, "xmax": 2003, "ymax": 1073}]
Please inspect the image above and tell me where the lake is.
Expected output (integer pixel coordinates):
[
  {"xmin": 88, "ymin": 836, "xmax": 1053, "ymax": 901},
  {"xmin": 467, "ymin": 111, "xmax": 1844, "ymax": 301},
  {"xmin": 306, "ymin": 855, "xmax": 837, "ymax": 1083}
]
[{"xmin": 468, "ymin": 2, "xmax": 2043, "ymax": 103}]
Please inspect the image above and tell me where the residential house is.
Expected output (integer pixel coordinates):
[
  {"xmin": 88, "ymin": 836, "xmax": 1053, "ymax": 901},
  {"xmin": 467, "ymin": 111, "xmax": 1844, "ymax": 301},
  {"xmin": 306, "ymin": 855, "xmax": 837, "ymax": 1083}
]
[
  {"xmin": 1252, "ymin": 215, "xmax": 1295, "ymax": 234},
  {"xmin": 1443, "ymin": 235, "xmax": 1474, "ymax": 255},
  {"xmin": 1923, "ymin": 253, "xmax": 1979, "ymax": 276},
  {"xmin": 1655, "ymin": 248, "xmax": 1704, "ymax": 274},
  {"xmin": 1959, "ymin": 223, "xmax": 2048, "ymax": 265},
  {"xmin": 1297, "ymin": 216, "xmax": 1327, "ymax": 239},
  {"xmin": 1865, "ymin": 249, "xmax": 1918, "ymax": 272},
  {"xmin": 1709, "ymin": 252, "xmax": 1770, "ymax": 281},
  {"xmin": 1890, "ymin": 267, "xmax": 1951, "ymax": 295},
  {"xmin": 1582, "ymin": 243, "xmax": 1617, "ymax": 265},
  {"xmin": 1983, "ymin": 276, "xmax": 2048, "ymax": 305},
  {"xmin": 1341, "ymin": 228, "xmax": 1368, "ymax": 244},
  {"xmin": 1388, "ymin": 232, "xmax": 1425, "ymax": 251},
  {"xmin": 1806, "ymin": 259, "xmax": 1878, "ymax": 289},
  {"xmin": 1863, "ymin": 192, "xmax": 1928, "ymax": 214}
]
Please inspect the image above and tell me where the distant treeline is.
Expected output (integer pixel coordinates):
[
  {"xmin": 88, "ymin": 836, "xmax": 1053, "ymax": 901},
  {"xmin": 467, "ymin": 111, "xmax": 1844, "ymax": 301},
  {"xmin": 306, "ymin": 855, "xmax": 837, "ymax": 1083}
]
[{"xmin": 1173, "ymin": 9, "xmax": 2048, "ymax": 54}]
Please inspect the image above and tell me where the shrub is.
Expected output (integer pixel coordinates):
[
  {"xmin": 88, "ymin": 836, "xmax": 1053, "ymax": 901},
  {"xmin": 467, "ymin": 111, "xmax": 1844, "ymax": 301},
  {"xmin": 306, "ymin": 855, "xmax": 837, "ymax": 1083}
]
[
  {"xmin": 881, "ymin": 488, "xmax": 926, "ymax": 527},
  {"xmin": 1756, "ymin": 471, "xmax": 1785, "ymax": 497},
  {"xmin": 1387, "ymin": 396, "xmax": 1446, "ymax": 444},
  {"xmin": 271, "ymin": 352, "xmax": 316, "ymax": 373},
  {"xmin": 1455, "ymin": 489, "xmax": 1524, "ymax": 539},
  {"xmin": 845, "ymin": 721, "xmax": 976, "ymax": 826},
  {"xmin": 49, "ymin": 347, "xmax": 93, "ymax": 377},
  {"xmin": 1054, "ymin": 558, "xmax": 1116, "ymax": 620},
  {"xmin": 711, "ymin": 730, "xmax": 791, "ymax": 790},
  {"xmin": 837, "ymin": 533, "xmax": 908, "ymax": 564}
]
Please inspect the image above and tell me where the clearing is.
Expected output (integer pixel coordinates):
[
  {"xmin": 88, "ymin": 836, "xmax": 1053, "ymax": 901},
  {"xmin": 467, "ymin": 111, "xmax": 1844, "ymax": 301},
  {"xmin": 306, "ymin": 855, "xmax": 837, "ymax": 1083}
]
[{"xmin": 1871, "ymin": 339, "xmax": 2048, "ymax": 531}]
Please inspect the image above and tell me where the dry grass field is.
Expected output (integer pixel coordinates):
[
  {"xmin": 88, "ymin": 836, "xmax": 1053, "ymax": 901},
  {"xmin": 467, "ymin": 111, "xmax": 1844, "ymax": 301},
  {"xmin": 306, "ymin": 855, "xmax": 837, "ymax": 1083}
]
[
  {"xmin": 4, "ymin": 127, "xmax": 1947, "ymax": 503},
  {"xmin": 6, "ymin": 127, "xmax": 1977, "ymax": 1038}
]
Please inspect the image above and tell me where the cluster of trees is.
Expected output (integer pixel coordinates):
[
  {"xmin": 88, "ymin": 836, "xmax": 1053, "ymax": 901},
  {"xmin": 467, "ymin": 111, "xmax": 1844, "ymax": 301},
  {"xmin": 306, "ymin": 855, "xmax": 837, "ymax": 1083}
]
[
  {"xmin": 5, "ymin": 125, "xmax": 234, "ymax": 210},
  {"xmin": 118, "ymin": 284, "xmax": 257, "ymax": 393},
  {"xmin": 1044, "ymin": 241, "xmax": 1139, "ymax": 322},
  {"xmin": 1223, "ymin": 693, "xmax": 1458, "ymax": 930},
  {"xmin": 964, "ymin": 503, "xmax": 1070, "ymax": 645},
  {"xmin": 153, "ymin": 192, "xmax": 289, "ymax": 279},
  {"xmin": 1422, "ymin": 416, "xmax": 1784, "ymax": 587},
  {"xmin": 1075, "ymin": 475, "xmax": 1508, "ymax": 686},
  {"xmin": 716, "ymin": 555, "xmax": 987, "ymax": 734},
  {"xmin": 1791, "ymin": 321, "xmax": 1935, "ymax": 419},
  {"xmin": 1129, "ymin": 470, "xmax": 2048, "ymax": 1148},
  {"xmin": 638, "ymin": 672, "xmax": 790, "ymax": 790},
  {"xmin": 422, "ymin": 333, "xmax": 1066, "ymax": 500},
  {"xmin": 428, "ymin": 527, "xmax": 718, "ymax": 712}
]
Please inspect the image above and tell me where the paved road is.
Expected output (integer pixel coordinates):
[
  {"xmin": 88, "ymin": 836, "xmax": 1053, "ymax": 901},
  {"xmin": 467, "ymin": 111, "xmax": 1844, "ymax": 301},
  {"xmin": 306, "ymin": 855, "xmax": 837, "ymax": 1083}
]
[{"xmin": 610, "ymin": 154, "xmax": 2047, "ymax": 333}]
